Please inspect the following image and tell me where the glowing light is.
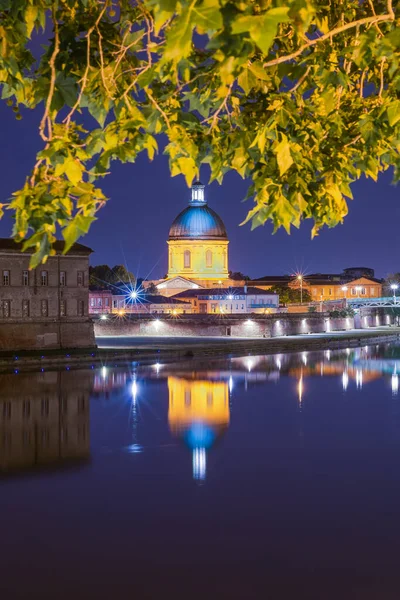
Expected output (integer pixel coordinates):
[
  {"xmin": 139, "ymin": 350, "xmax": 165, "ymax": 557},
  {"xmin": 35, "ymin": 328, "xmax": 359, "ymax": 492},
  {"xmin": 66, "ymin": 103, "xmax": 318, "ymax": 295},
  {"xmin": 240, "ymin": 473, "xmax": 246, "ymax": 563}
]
[
  {"xmin": 118, "ymin": 309, "xmax": 125, "ymax": 316},
  {"xmin": 376, "ymin": 315, "xmax": 380, "ymax": 325},
  {"xmin": 172, "ymin": 309, "xmax": 178, "ymax": 316},
  {"xmin": 276, "ymin": 356, "xmax": 282, "ymax": 370},
  {"xmin": 342, "ymin": 371, "xmax": 349, "ymax": 391},
  {"xmin": 391, "ymin": 284, "xmax": 399, "ymax": 291},
  {"xmin": 325, "ymin": 349, "xmax": 331, "ymax": 361},
  {"xmin": 227, "ymin": 294, "xmax": 234, "ymax": 300},
  {"xmin": 245, "ymin": 319, "xmax": 253, "ymax": 325},
  {"xmin": 276, "ymin": 320, "xmax": 281, "ymax": 326},
  {"xmin": 131, "ymin": 378, "xmax": 138, "ymax": 400},
  {"xmin": 326, "ymin": 317, "xmax": 331, "ymax": 333},
  {"xmin": 130, "ymin": 291, "xmax": 138, "ymax": 300},
  {"xmin": 101, "ymin": 366, "xmax": 108, "ymax": 379},
  {"xmin": 392, "ymin": 373, "xmax": 399, "ymax": 395},
  {"xmin": 154, "ymin": 362, "xmax": 161, "ymax": 374},
  {"xmin": 153, "ymin": 319, "xmax": 162, "ymax": 329},
  {"xmin": 246, "ymin": 358, "xmax": 254, "ymax": 372},
  {"xmin": 302, "ymin": 352, "xmax": 307, "ymax": 366},
  {"xmin": 346, "ymin": 348, "xmax": 351, "ymax": 356},
  {"xmin": 297, "ymin": 375, "xmax": 303, "ymax": 405},
  {"xmin": 100, "ymin": 314, "xmax": 108, "ymax": 320},
  {"xmin": 356, "ymin": 370, "xmax": 363, "ymax": 389},
  {"xmin": 193, "ymin": 448, "xmax": 206, "ymax": 480},
  {"xmin": 387, "ymin": 315, "xmax": 391, "ymax": 324},
  {"xmin": 229, "ymin": 376, "xmax": 233, "ymax": 393},
  {"xmin": 341, "ymin": 286, "xmax": 348, "ymax": 292}
]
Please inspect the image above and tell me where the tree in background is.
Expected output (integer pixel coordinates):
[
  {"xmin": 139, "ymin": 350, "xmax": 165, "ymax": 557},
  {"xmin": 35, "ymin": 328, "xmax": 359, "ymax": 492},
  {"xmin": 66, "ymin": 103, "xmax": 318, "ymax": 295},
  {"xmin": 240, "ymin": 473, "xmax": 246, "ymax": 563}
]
[
  {"xmin": 383, "ymin": 273, "xmax": 400, "ymax": 295},
  {"xmin": 145, "ymin": 282, "xmax": 160, "ymax": 295},
  {"xmin": 89, "ymin": 264, "xmax": 135, "ymax": 288},
  {"xmin": 269, "ymin": 285, "xmax": 311, "ymax": 304},
  {"xmin": 229, "ymin": 271, "xmax": 250, "ymax": 281},
  {"xmin": 0, "ymin": 1, "xmax": 399, "ymax": 266}
]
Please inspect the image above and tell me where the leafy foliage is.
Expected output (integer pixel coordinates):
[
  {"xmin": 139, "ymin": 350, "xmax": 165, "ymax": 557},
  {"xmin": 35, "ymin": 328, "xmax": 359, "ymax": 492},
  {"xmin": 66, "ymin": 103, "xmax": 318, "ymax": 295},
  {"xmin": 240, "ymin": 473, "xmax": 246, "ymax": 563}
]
[
  {"xmin": 268, "ymin": 284, "xmax": 311, "ymax": 304},
  {"xmin": 0, "ymin": 0, "xmax": 399, "ymax": 265},
  {"xmin": 89, "ymin": 263, "xmax": 135, "ymax": 288},
  {"xmin": 328, "ymin": 307, "xmax": 355, "ymax": 317},
  {"xmin": 229, "ymin": 270, "xmax": 250, "ymax": 280}
]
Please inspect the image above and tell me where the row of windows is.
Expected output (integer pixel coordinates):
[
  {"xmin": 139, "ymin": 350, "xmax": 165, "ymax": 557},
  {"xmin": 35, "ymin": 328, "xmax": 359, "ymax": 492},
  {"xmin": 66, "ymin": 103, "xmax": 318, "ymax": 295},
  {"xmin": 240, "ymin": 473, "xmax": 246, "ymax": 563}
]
[
  {"xmin": 1, "ymin": 426, "xmax": 87, "ymax": 449},
  {"xmin": 2, "ymin": 270, "xmax": 85, "ymax": 287},
  {"xmin": 2, "ymin": 397, "xmax": 86, "ymax": 420},
  {"xmin": 170, "ymin": 249, "xmax": 227, "ymax": 270},
  {"xmin": 90, "ymin": 297, "xmax": 110, "ymax": 307},
  {"xmin": 0, "ymin": 299, "xmax": 85, "ymax": 318},
  {"xmin": 311, "ymin": 286, "xmax": 376, "ymax": 296}
]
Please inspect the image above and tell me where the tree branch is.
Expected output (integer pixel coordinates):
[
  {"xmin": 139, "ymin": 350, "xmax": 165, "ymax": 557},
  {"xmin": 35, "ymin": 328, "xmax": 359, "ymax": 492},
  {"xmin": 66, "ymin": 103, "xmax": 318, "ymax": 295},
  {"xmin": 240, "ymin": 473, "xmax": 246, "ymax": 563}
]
[
  {"xmin": 263, "ymin": 9, "xmax": 395, "ymax": 69},
  {"xmin": 39, "ymin": 5, "xmax": 60, "ymax": 141}
]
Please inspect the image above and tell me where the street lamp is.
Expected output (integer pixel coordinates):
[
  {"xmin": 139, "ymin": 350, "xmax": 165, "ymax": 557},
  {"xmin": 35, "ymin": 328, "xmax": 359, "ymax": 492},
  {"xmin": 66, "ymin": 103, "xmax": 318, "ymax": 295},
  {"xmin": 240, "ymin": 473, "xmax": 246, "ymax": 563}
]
[
  {"xmin": 391, "ymin": 284, "xmax": 398, "ymax": 304},
  {"xmin": 341, "ymin": 286, "xmax": 348, "ymax": 297},
  {"xmin": 297, "ymin": 275, "xmax": 303, "ymax": 304}
]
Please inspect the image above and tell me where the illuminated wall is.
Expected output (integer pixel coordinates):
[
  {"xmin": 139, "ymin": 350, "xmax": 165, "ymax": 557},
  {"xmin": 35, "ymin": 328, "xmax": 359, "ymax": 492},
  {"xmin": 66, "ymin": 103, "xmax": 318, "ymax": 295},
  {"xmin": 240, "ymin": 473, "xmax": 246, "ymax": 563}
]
[
  {"xmin": 168, "ymin": 376, "xmax": 230, "ymax": 433},
  {"xmin": 167, "ymin": 240, "xmax": 229, "ymax": 282}
]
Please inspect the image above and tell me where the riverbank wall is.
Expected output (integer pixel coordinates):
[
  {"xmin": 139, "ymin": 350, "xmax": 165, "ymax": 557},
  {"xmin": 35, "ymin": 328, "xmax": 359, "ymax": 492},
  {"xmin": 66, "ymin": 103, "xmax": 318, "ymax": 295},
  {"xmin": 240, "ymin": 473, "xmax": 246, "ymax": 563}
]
[{"xmin": 94, "ymin": 309, "xmax": 392, "ymax": 338}]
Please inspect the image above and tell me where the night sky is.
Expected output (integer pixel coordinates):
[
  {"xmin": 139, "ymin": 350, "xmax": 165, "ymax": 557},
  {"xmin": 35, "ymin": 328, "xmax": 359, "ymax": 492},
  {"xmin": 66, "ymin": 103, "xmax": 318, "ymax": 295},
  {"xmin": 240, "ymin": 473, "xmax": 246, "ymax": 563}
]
[{"xmin": 0, "ymin": 100, "xmax": 398, "ymax": 280}]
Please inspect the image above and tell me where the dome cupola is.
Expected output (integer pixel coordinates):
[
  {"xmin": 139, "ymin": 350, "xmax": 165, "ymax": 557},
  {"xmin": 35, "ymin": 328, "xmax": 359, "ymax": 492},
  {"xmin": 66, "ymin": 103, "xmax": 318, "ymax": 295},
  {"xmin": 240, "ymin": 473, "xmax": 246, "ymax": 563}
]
[{"xmin": 168, "ymin": 181, "xmax": 227, "ymax": 240}]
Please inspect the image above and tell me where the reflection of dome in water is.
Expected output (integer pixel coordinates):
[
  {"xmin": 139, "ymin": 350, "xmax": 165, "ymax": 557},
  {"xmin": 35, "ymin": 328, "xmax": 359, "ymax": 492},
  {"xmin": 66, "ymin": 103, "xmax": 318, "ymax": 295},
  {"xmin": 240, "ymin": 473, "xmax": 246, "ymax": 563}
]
[{"xmin": 168, "ymin": 377, "xmax": 230, "ymax": 480}]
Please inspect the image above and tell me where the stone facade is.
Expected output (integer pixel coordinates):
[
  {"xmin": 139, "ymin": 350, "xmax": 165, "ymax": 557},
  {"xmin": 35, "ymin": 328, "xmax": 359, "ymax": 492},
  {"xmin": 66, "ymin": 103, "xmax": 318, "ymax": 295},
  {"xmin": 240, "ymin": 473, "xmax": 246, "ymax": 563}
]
[{"xmin": 0, "ymin": 239, "xmax": 95, "ymax": 350}]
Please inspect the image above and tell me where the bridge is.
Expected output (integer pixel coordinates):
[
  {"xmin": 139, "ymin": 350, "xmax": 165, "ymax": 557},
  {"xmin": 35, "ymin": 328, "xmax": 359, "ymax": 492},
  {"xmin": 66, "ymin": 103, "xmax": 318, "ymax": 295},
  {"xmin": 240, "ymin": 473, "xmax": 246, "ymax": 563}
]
[{"xmin": 347, "ymin": 296, "xmax": 400, "ymax": 308}]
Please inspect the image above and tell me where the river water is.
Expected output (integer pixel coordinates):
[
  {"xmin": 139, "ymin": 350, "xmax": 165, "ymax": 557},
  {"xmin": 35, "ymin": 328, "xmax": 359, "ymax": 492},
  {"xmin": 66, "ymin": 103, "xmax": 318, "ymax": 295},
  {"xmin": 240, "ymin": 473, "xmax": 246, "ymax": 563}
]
[{"xmin": 2, "ymin": 343, "xmax": 400, "ymax": 599}]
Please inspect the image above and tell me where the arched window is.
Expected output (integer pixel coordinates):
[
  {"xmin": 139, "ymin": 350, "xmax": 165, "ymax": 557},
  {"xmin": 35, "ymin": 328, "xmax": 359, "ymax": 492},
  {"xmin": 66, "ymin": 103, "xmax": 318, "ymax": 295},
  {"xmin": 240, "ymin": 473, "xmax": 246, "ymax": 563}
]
[
  {"xmin": 184, "ymin": 250, "xmax": 191, "ymax": 268},
  {"xmin": 206, "ymin": 249, "xmax": 213, "ymax": 268}
]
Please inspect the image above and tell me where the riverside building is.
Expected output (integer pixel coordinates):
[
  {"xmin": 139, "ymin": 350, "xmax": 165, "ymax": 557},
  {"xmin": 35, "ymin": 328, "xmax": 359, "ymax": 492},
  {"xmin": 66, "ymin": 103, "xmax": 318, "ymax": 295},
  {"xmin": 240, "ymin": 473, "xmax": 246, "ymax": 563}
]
[{"xmin": 0, "ymin": 239, "xmax": 95, "ymax": 350}]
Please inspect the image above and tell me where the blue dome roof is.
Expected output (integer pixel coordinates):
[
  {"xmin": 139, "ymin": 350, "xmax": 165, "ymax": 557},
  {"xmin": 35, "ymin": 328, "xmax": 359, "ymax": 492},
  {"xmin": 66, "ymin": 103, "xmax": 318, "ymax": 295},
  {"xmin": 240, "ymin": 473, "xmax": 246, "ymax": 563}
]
[{"xmin": 169, "ymin": 205, "xmax": 227, "ymax": 240}]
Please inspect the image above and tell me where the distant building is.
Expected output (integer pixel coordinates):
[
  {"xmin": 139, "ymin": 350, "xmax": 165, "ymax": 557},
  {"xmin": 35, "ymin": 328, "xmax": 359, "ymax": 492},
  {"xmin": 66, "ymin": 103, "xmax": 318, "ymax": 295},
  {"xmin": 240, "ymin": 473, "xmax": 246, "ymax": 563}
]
[
  {"xmin": 252, "ymin": 267, "xmax": 382, "ymax": 302},
  {"xmin": 172, "ymin": 286, "xmax": 279, "ymax": 314},
  {"xmin": 0, "ymin": 239, "xmax": 95, "ymax": 350},
  {"xmin": 88, "ymin": 290, "xmax": 192, "ymax": 315}
]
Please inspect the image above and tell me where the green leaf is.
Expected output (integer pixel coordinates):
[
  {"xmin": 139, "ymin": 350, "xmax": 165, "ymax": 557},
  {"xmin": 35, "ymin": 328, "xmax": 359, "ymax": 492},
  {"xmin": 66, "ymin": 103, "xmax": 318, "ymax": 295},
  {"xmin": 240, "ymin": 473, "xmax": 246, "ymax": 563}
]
[
  {"xmin": 56, "ymin": 74, "xmax": 77, "ymax": 107},
  {"xmin": 248, "ymin": 61, "xmax": 270, "ymax": 81},
  {"xmin": 25, "ymin": 5, "xmax": 38, "ymax": 38},
  {"xmin": 64, "ymin": 158, "xmax": 84, "ymax": 185},
  {"xmin": 387, "ymin": 100, "xmax": 400, "ymax": 127},
  {"xmin": 193, "ymin": 0, "xmax": 222, "ymax": 33},
  {"xmin": 274, "ymin": 138, "xmax": 293, "ymax": 176},
  {"xmin": 232, "ymin": 8, "xmax": 290, "ymax": 55},
  {"xmin": 163, "ymin": 3, "xmax": 195, "ymax": 62}
]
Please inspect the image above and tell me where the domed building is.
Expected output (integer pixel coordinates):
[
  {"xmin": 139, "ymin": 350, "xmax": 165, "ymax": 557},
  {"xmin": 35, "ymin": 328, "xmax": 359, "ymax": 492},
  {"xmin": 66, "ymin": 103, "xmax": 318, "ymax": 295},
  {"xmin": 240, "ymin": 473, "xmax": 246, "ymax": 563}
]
[{"xmin": 157, "ymin": 181, "xmax": 229, "ymax": 292}]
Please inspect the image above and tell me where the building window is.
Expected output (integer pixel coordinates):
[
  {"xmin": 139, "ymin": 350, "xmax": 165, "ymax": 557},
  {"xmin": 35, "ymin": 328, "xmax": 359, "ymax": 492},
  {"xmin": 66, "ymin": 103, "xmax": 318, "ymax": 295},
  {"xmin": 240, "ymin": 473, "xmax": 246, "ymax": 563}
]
[
  {"xmin": 184, "ymin": 250, "xmax": 191, "ymax": 269},
  {"xmin": 97, "ymin": 298, "xmax": 102, "ymax": 307},
  {"xmin": 184, "ymin": 390, "xmax": 191, "ymax": 406},
  {"xmin": 169, "ymin": 251, "xmax": 174, "ymax": 269},
  {"xmin": 2, "ymin": 300, "xmax": 10, "ymax": 318},
  {"xmin": 22, "ymin": 299, "xmax": 30, "ymax": 318},
  {"xmin": 22, "ymin": 270, "xmax": 29, "ymax": 286},
  {"xmin": 312, "ymin": 288, "xmax": 317, "ymax": 296},
  {"xmin": 77, "ymin": 271, "xmax": 84, "ymax": 286},
  {"xmin": 361, "ymin": 287, "xmax": 366, "ymax": 295},
  {"xmin": 207, "ymin": 392, "xmax": 213, "ymax": 406},
  {"xmin": 41, "ymin": 429, "xmax": 50, "ymax": 446},
  {"xmin": 41, "ymin": 398, "xmax": 49, "ymax": 417},
  {"xmin": 41, "ymin": 271, "xmax": 48, "ymax": 286},
  {"xmin": 206, "ymin": 249, "xmax": 213, "ymax": 268},
  {"xmin": 3, "ymin": 270, "xmax": 10, "ymax": 286},
  {"xmin": 60, "ymin": 271, "xmax": 66, "ymax": 286},
  {"xmin": 90, "ymin": 297, "xmax": 95, "ymax": 307},
  {"xmin": 351, "ymin": 288, "xmax": 356, "ymax": 296},
  {"xmin": 41, "ymin": 299, "xmax": 48, "ymax": 317},
  {"xmin": 78, "ymin": 396, "xmax": 86, "ymax": 414},
  {"xmin": 3, "ymin": 402, "xmax": 11, "ymax": 419},
  {"xmin": 329, "ymin": 288, "xmax": 333, "ymax": 296},
  {"xmin": 22, "ymin": 400, "xmax": 30, "ymax": 419},
  {"xmin": 60, "ymin": 300, "xmax": 66, "ymax": 317},
  {"xmin": 78, "ymin": 300, "xmax": 84, "ymax": 317},
  {"xmin": 370, "ymin": 287, "xmax": 375, "ymax": 296},
  {"xmin": 22, "ymin": 430, "xmax": 31, "ymax": 446},
  {"xmin": 105, "ymin": 298, "xmax": 109, "ymax": 307},
  {"xmin": 211, "ymin": 303, "xmax": 216, "ymax": 313}
]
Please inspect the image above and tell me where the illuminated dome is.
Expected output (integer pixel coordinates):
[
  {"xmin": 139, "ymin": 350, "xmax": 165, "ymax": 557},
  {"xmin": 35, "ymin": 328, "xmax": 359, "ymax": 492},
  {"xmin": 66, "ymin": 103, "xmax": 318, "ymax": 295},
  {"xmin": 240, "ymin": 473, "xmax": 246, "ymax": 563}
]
[{"xmin": 168, "ymin": 181, "xmax": 227, "ymax": 240}]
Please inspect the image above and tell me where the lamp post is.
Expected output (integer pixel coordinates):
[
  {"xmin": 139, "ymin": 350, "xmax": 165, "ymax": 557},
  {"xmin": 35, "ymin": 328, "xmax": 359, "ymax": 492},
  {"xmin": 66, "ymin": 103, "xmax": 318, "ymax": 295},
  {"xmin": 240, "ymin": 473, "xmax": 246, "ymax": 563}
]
[
  {"xmin": 391, "ymin": 284, "xmax": 398, "ymax": 304},
  {"xmin": 297, "ymin": 275, "xmax": 303, "ymax": 304}
]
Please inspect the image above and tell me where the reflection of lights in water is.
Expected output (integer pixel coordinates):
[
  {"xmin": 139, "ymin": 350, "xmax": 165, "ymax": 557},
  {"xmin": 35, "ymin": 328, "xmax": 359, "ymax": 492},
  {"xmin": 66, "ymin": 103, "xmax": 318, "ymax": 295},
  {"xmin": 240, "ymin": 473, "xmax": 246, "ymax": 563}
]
[
  {"xmin": 229, "ymin": 376, "xmax": 233, "ymax": 393},
  {"xmin": 101, "ymin": 366, "xmax": 108, "ymax": 379},
  {"xmin": 246, "ymin": 358, "xmax": 254, "ymax": 372},
  {"xmin": 342, "ymin": 371, "xmax": 349, "ymax": 391},
  {"xmin": 302, "ymin": 352, "xmax": 307, "ymax": 366},
  {"xmin": 325, "ymin": 350, "xmax": 331, "ymax": 361},
  {"xmin": 356, "ymin": 370, "xmax": 363, "ymax": 389},
  {"xmin": 392, "ymin": 373, "xmax": 399, "ymax": 395},
  {"xmin": 131, "ymin": 378, "xmax": 138, "ymax": 401},
  {"xmin": 154, "ymin": 362, "xmax": 161, "ymax": 374},
  {"xmin": 275, "ymin": 356, "xmax": 282, "ymax": 370},
  {"xmin": 346, "ymin": 348, "xmax": 351, "ymax": 356},
  {"xmin": 297, "ymin": 376, "xmax": 303, "ymax": 405},
  {"xmin": 193, "ymin": 448, "xmax": 206, "ymax": 480}
]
